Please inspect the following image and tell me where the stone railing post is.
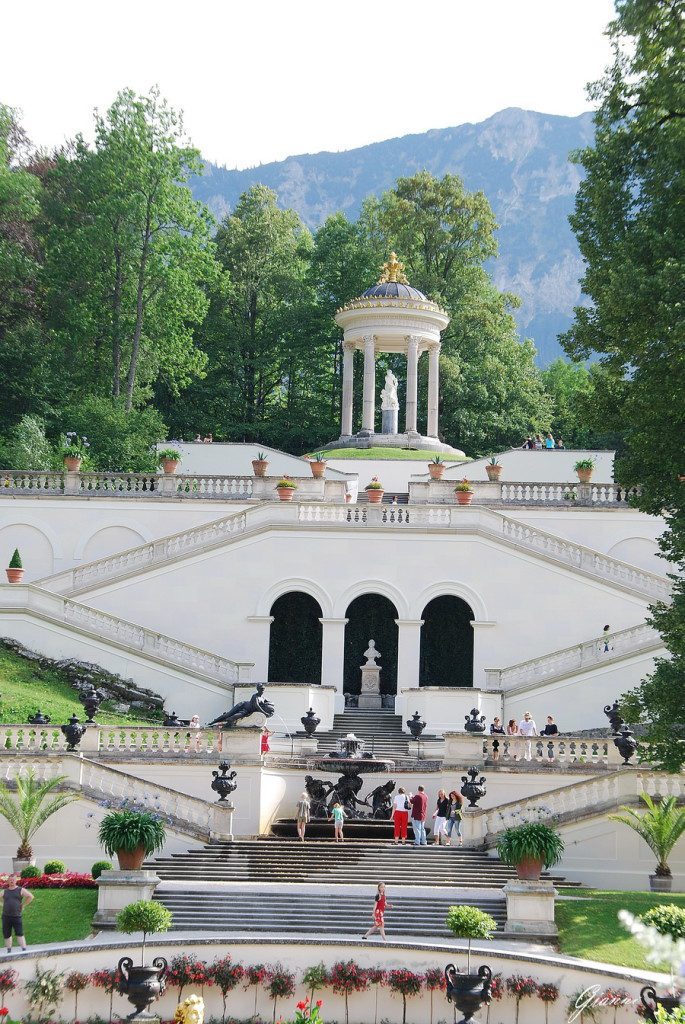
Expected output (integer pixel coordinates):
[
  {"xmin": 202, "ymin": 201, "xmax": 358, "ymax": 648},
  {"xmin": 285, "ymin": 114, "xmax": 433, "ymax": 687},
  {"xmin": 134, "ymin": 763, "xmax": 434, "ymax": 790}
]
[
  {"xmin": 502, "ymin": 879, "xmax": 558, "ymax": 937},
  {"xmin": 156, "ymin": 474, "xmax": 178, "ymax": 496},
  {"xmin": 63, "ymin": 470, "xmax": 80, "ymax": 495},
  {"xmin": 93, "ymin": 869, "xmax": 161, "ymax": 929},
  {"xmin": 80, "ymin": 728, "xmax": 100, "ymax": 753},
  {"xmin": 459, "ymin": 807, "xmax": 487, "ymax": 849},
  {"xmin": 442, "ymin": 732, "xmax": 485, "ymax": 767},
  {"xmin": 211, "ymin": 802, "xmax": 235, "ymax": 841}
]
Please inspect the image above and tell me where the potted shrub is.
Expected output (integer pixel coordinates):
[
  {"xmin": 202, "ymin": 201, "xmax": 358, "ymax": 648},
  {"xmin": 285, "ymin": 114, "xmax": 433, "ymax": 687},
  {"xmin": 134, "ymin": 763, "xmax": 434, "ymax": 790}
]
[
  {"xmin": 365, "ymin": 477, "xmax": 385, "ymax": 504},
  {"xmin": 157, "ymin": 448, "xmax": 181, "ymax": 475},
  {"xmin": 309, "ymin": 453, "xmax": 327, "ymax": 479},
  {"xmin": 428, "ymin": 455, "xmax": 445, "ymax": 480},
  {"xmin": 276, "ymin": 477, "xmax": 298, "ymax": 501},
  {"xmin": 116, "ymin": 899, "xmax": 172, "ymax": 1018},
  {"xmin": 486, "ymin": 457, "xmax": 502, "ymax": 481},
  {"xmin": 6, "ymin": 549, "xmax": 23, "ymax": 584},
  {"xmin": 445, "ymin": 905, "xmax": 497, "ymax": 974},
  {"xmin": 0, "ymin": 768, "xmax": 79, "ymax": 873},
  {"xmin": 609, "ymin": 793, "xmax": 685, "ymax": 892},
  {"xmin": 98, "ymin": 809, "xmax": 167, "ymax": 870},
  {"xmin": 454, "ymin": 478, "xmax": 474, "ymax": 505},
  {"xmin": 62, "ymin": 432, "xmax": 89, "ymax": 472},
  {"xmin": 574, "ymin": 458, "xmax": 596, "ymax": 483},
  {"xmin": 444, "ymin": 906, "xmax": 496, "ymax": 1024},
  {"xmin": 252, "ymin": 451, "xmax": 269, "ymax": 477},
  {"xmin": 496, "ymin": 822, "xmax": 565, "ymax": 880}
]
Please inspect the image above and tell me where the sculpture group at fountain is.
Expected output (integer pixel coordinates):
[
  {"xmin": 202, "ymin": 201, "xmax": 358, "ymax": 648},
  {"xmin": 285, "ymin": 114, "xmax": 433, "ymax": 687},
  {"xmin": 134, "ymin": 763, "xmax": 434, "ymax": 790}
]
[{"xmin": 304, "ymin": 731, "xmax": 396, "ymax": 819}]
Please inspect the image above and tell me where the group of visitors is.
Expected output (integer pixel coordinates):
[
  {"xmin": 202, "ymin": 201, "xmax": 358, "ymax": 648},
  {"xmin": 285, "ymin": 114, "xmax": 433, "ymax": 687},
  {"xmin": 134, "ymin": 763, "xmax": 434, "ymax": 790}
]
[
  {"xmin": 522, "ymin": 433, "xmax": 565, "ymax": 449},
  {"xmin": 491, "ymin": 713, "xmax": 560, "ymax": 762},
  {"xmin": 392, "ymin": 785, "xmax": 463, "ymax": 847},
  {"xmin": 193, "ymin": 433, "xmax": 214, "ymax": 443}
]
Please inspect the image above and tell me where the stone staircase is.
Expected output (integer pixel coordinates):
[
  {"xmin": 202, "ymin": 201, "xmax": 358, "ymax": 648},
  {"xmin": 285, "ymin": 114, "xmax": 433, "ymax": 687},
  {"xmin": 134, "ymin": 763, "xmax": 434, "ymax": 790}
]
[
  {"xmin": 153, "ymin": 888, "xmax": 507, "ymax": 937},
  {"xmin": 311, "ymin": 708, "xmax": 417, "ymax": 759}
]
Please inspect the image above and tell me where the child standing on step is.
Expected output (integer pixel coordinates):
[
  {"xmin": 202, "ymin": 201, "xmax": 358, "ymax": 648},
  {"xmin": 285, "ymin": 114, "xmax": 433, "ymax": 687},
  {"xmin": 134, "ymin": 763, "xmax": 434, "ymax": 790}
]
[
  {"xmin": 362, "ymin": 882, "xmax": 393, "ymax": 942},
  {"xmin": 329, "ymin": 801, "xmax": 346, "ymax": 842}
]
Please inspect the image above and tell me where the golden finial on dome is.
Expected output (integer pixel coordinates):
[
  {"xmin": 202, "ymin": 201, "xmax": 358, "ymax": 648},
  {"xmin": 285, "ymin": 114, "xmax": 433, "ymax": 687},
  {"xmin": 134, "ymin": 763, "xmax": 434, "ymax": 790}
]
[{"xmin": 378, "ymin": 252, "xmax": 408, "ymax": 285}]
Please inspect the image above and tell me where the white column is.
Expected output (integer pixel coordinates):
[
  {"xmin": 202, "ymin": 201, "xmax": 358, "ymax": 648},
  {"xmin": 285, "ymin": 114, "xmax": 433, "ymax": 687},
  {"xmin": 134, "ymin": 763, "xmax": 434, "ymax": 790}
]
[
  {"xmin": 341, "ymin": 342, "xmax": 355, "ymax": 436},
  {"xmin": 395, "ymin": 618, "xmax": 424, "ymax": 695},
  {"xmin": 405, "ymin": 335, "xmax": 420, "ymax": 434},
  {"xmin": 361, "ymin": 335, "xmax": 376, "ymax": 434},
  {"xmin": 246, "ymin": 615, "xmax": 274, "ymax": 680},
  {"xmin": 427, "ymin": 343, "xmax": 441, "ymax": 437},
  {"xmin": 320, "ymin": 618, "xmax": 348, "ymax": 707},
  {"xmin": 471, "ymin": 620, "xmax": 496, "ymax": 689}
]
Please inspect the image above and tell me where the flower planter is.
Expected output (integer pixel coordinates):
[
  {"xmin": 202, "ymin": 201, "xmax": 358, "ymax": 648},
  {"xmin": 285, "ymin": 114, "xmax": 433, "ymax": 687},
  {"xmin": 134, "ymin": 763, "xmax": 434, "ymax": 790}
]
[
  {"xmin": 455, "ymin": 491, "xmax": 474, "ymax": 505},
  {"xmin": 252, "ymin": 459, "xmax": 269, "ymax": 477},
  {"xmin": 366, "ymin": 489, "xmax": 384, "ymax": 504},
  {"xmin": 445, "ymin": 964, "xmax": 492, "ymax": 1023},
  {"xmin": 161, "ymin": 459, "xmax": 179, "ymax": 475},
  {"xmin": 63, "ymin": 456, "xmax": 82, "ymax": 473},
  {"xmin": 276, "ymin": 487, "xmax": 295, "ymax": 502},
  {"xmin": 515, "ymin": 856, "xmax": 544, "ymax": 881},
  {"xmin": 486, "ymin": 465, "xmax": 502, "ymax": 481},
  {"xmin": 5, "ymin": 568, "xmax": 24, "ymax": 583},
  {"xmin": 428, "ymin": 464, "xmax": 445, "ymax": 480},
  {"xmin": 12, "ymin": 856, "xmax": 35, "ymax": 874},
  {"xmin": 118, "ymin": 956, "xmax": 167, "ymax": 1018},
  {"xmin": 310, "ymin": 461, "xmax": 326, "ymax": 479},
  {"xmin": 116, "ymin": 845, "xmax": 147, "ymax": 870},
  {"xmin": 649, "ymin": 873, "xmax": 673, "ymax": 893},
  {"xmin": 576, "ymin": 469, "xmax": 593, "ymax": 483}
]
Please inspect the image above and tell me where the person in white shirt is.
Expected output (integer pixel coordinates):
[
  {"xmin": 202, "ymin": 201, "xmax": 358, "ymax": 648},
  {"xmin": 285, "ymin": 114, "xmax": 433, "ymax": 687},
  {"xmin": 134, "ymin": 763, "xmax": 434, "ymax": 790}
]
[
  {"xmin": 392, "ymin": 786, "xmax": 410, "ymax": 845},
  {"xmin": 518, "ymin": 712, "xmax": 538, "ymax": 761}
]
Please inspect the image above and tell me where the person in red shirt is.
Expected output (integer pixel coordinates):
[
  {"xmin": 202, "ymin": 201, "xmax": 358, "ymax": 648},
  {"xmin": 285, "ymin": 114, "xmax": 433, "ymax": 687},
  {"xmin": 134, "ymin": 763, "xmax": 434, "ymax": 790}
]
[
  {"xmin": 362, "ymin": 882, "xmax": 393, "ymax": 941},
  {"xmin": 410, "ymin": 785, "xmax": 428, "ymax": 846}
]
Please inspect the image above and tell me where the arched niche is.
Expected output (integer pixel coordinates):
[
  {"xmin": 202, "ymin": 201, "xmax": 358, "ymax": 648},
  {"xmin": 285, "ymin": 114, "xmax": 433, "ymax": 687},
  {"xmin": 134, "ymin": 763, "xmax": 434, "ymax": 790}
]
[
  {"xmin": 420, "ymin": 595, "xmax": 474, "ymax": 687},
  {"xmin": 344, "ymin": 593, "xmax": 398, "ymax": 695},
  {"xmin": 81, "ymin": 525, "xmax": 147, "ymax": 563},
  {"xmin": 0, "ymin": 524, "xmax": 54, "ymax": 581},
  {"xmin": 268, "ymin": 592, "xmax": 323, "ymax": 685}
]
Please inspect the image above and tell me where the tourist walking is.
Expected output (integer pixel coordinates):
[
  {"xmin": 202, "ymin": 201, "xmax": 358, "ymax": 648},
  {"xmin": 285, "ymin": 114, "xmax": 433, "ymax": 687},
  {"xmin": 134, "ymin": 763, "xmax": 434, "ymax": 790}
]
[
  {"xmin": 1, "ymin": 874, "xmax": 33, "ymax": 953},
  {"xmin": 329, "ymin": 801, "xmax": 346, "ymax": 842},
  {"xmin": 490, "ymin": 717, "xmax": 505, "ymax": 760},
  {"xmin": 295, "ymin": 791, "xmax": 311, "ymax": 842},
  {"xmin": 432, "ymin": 789, "xmax": 450, "ymax": 846},
  {"xmin": 518, "ymin": 711, "xmax": 538, "ymax": 761},
  {"xmin": 445, "ymin": 790, "xmax": 463, "ymax": 846},
  {"xmin": 507, "ymin": 718, "xmax": 520, "ymax": 760},
  {"xmin": 362, "ymin": 882, "xmax": 393, "ymax": 942},
  {"xmin": 392, "ymin": 787, "xmax": 410, "ymax": 844},
  {"xmin": 410, "ymin": 785, "xmax": 428, "ymax": 846}
]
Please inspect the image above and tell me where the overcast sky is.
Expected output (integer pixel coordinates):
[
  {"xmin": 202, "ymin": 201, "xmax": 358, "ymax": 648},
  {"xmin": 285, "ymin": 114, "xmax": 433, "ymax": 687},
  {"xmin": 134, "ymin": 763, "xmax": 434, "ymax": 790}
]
[{"xmin": 3, "ymin": 0, "xmax": 615, "ymax": 169}]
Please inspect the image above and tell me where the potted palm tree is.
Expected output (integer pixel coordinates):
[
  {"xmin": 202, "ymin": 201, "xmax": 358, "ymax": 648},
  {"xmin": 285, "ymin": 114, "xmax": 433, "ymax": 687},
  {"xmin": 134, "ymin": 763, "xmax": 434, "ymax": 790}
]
[
  {"xmin": 486, "ymin": 457, "xmax": 502, "ymax": 481},
  {"xmin": 0, "ymin": 768, "xmax": 79, "ymax": 873},
  {"xmin": 275, "ymin": 477, "xmax": 298, "ymax": 501},
  {"xmin": 609, "ymin": 793, "xmax": 685, "ymax": 892},
  {"xmin": 496, "ymin": 822, "xmax": 565, "ymax": 881},
  {"xmin": 365, "ymin": 477, "xmax": 385, "ymax": 503},
  {"xmin": 116, "ymin": 899, "xmax": 172, "ymax": 1018},
  {"xmin": 309, "ymin": 453, "xmax": 327, "ymax": 479},
  {"xmin": 99, "ymin": 809, "xmax": 167, "ymax": 870},
  {"xmin": 6, "ymin": 548, "xmax": 24, "ymax": 583},
  {"xmin": 454, "ymin": 479, "xmax": 474, "ymax": 505},
  {"xmin": 445, "ymin": 906, "xmax": 496, "ymax": 1022},
  {"xmin": 428, "ymin": 455, "xmax": 445, "ymax": 480},
  {"xmin": 252, "ymin": 452, "xmax": 269, "ymax": 477},
  {"xmin": 574, "ymin": 458, "xmax": 596, "ymax": 483},
  {"xmin": 157, "ymin": 449, "xmax": 181, "ymax": 475}
]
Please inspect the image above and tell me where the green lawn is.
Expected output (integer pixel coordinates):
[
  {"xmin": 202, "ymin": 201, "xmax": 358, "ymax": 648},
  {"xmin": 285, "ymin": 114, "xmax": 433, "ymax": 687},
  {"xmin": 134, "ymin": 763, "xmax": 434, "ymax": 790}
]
[
  {"xmin": 19, "ymin": 889, "xmax": 97, "ymax": 944},
  {"xmin": 0, "ymin": 647, "xmax": 160, "ymax": 726},
  {"xmin": 310, "ymin": 447, "xmax": 468, "ymax": 461},
  {"xmin": 556, "ymin": 888, "xmax": 685, "ymax": 969}
]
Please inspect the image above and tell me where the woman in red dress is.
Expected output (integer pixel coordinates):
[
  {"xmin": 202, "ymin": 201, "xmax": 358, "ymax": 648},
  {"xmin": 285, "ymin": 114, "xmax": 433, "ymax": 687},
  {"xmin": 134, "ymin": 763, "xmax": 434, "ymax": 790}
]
[
  {"xmin": 362, "ymin": 882, "xmax": 393, "ymax": 942},
  {"xmin": 260, "ymin": 727, "xmax": 273, "ymax": 756}
]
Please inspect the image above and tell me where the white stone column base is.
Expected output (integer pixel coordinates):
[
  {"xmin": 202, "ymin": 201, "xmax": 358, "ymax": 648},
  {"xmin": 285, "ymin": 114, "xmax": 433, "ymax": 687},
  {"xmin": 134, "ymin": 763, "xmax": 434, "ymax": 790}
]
[
  {"xmin": 502, "ymin": 879, "xmax": 558, "ymax": 936},
  {"xmin": 93, "ymin": 869, "xmax": 160, "ymax": 929},
  {"xmin": 210, "ymin": 801, "xmax": 235, "ymax": 841},
  {"xmin": 359, "ymin": 664, "xmax": 382, "ymax": 709}
]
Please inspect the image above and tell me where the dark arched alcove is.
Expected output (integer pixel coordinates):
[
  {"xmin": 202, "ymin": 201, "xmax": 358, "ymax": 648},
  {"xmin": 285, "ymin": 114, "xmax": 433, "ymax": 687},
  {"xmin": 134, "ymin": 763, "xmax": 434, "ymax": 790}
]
[
  {"xmin": 344, "ymin": 594, "xmax": 398, "ymax": 695},
  {"xmin": 419, "ymin": 595, "xmax": 474, "ymax": 686},
  {"xmin": 268, "ymin": 592, "xmax": 322, "ymax": 684}
]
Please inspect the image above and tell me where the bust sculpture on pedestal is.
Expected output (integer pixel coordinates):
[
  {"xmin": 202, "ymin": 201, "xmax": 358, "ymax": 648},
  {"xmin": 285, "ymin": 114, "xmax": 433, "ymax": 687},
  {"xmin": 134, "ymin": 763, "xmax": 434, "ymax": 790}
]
[{"xmin": 359, "ymin": 640, "xmax": 382, "ymax": 709}]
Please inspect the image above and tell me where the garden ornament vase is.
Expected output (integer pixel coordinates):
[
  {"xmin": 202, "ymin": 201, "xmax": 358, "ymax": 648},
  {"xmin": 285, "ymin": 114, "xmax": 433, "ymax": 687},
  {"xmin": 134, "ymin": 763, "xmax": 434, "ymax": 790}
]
[
  {"xmin": 613, "ymin": 724, "xmax": 638, "ymax": 764},
  {"xmin": 80, "ymin": 685, "xmax": 102, "ymax": 724},
  {"xmin": 28, "ymin": 710, "xmax": 51, "ymax": 725},
  {"xmin": 640, "ymin": 986, "xmax": 683, "ymax": 1022},
  {"xmin": 445, "ymin": 963, "xmax": 492, "ymax": 1023},
  {"xmin": 210, "ymin": 760, "xmax": 238, "ymax": 802},
  {"xmin": 464, "ymin": 708, "xmax": 486, "ymax": 733},
  {"xmin": 301, "ymin": 708, "xmax": 321, "ymax": 736},
  {"xmin": 61, "ymin": 714, "xmax": 86, "ymax": 751},
  {"xmin": 460, "ymin": 767, "xmax": 487, "ymax": 807},
  {"xmin": 603, "ymin": 700, "xmax": 624, "ymax": 732},
  {"xmin": 118, "ymin": 956, "xmax": 168, "ymax": 1019},
  {"xmin": 406, "ymin": 711, "xmax": 426, "ymax": 738}
]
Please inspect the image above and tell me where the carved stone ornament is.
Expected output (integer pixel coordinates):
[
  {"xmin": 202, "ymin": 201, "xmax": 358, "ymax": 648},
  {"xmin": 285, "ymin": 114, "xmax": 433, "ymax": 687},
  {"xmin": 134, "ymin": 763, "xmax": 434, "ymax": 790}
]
[
  {"xmin": 210, "ymin": 760, "xmax": 238, "ymax": 802},
  {"xmin": 464, "ymin": 708, "xmax": 486, "ymax": 733},
  {"xmin": 460, "ymin": 766, "xmax": 487, "ymax": 807}
]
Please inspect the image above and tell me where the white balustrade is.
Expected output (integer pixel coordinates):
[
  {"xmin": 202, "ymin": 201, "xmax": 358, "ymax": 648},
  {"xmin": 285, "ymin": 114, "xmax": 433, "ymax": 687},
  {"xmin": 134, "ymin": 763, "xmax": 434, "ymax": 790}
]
[
  {"xmin": 499, "ymin": 482, "xmax": 640, "ymax": 505},
  {"xmin": 97, "ymin": 726, "xmax": 224, "ymax": 755},
  {"xmin": 0, "ymin": 470, "xmax": 64, "ymax": 494},
  {"xmin": 78, "ymin": 473, "xmax": 158, "ymax": 496},
  {"xmin": 481, "ymin": 734, "xmax": 611, "ymax": 765}
]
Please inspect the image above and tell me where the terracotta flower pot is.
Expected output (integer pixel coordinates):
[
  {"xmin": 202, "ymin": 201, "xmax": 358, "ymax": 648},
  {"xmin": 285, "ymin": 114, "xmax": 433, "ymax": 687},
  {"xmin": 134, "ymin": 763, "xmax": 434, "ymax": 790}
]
[
  {"xmin": 515, "ymin": 856, "xmax": 544, "ymax": 881},
  {"xmin": 576, "ymin": 469, "xmax": 593, "ymax": 483},
  {"xmin": 161, "ymin": 459, "xmax": 179, "ymax": 475},
  {"xmin": 455, "ymin": 490, "xmax": 474, "ymax": 505},
  {"xmin": 252, "ymin": 459, "xmax": 269, "ymax": 477},
  {"xmin": 277, "ymin": 487, "xmax": 295, "ymax": 502},
  {"xmin": 366, "ymin": 489, "xmax": 384, "ymax": 504},
  {"xmin": 486, "ymin": 465, "xmax": 502, "ymax": 481},
  {"xmin": 428, "ymin": 464, "xmax": 445, "ymax": 480},
  {"xmin": 63, "ymin": 456, "xmax": 82, "ymax": 473},
  {"xmin": 116, "ymin": 845, "xmax": 147, "ymax": 870},
  {"xmin": 310, "ymin": 462, "xmax": 326, "ymax": 479},
  {"xmin": 6, "ymin": 568, "xmax": 24, "ymax": 583}
]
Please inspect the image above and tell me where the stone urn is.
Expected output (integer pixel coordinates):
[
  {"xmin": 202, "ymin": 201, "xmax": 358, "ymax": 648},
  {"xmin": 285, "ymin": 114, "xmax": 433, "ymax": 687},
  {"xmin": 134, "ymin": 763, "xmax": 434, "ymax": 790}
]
[
  {"xmin": 61, "ymin": 714, "xmax": 86, "ymax": 751},
  {"xmin": 211, "ymin": 761, "xmax": 237, "ymax": 802},
  {"xmin": 641, "ymin": 986, "xmax": 683, "ymax": 1022},
  {"xmin": 445, "ymin": 964, "xmax": 492, "ymax": 1023},
  {"xmin": 485, "ymin": 464, "xmax": 502, "ymax": 481},
  {"xmin": 428, "ymin": 462, "xmax": 445, "ymax": 480},
  {"xmin": 460, "ymin": 767, "xmax": 487, "ymax": 808},
  {"xmin": 80, "ymin": 684, "xmax": 102, "ymax": 724},
  {"xmin": 603, "ymin": 701, "xmax": 624, "ymax": 732},
  {"xmin": 118, "ymin": 956, "xmax": 168, "ymax": 1019},
  {"xmin": 252, "ymin": 458, "xmax": 269, "ymax": 477},
  {"xmin": 163, "ymin": 711, "xmax": 182, "ymax": 727},
  {"xmin": 63, "ymin": 455, "xmax": 82, "ymax": 473},
  {"xmin": 406, "ymin": 711, "xmax": 426, "ymax": 739},
  {"xmin": 310, "ymin": 460, "xmax": 326, "ymax": 479},
  {"xmin": 28, "ymin": 710, "xmax": 51, "ymax": 725},
  {"xmin": 464, "ymin": 708, "xmax": 486, "ymax": 733},
  {"xmin": 613, "ymin": 724, "xmax": 638, "ymax": 765},
  {"xmin": 301, "ymin": 708, "xmax": 321, "ymax": 736}
]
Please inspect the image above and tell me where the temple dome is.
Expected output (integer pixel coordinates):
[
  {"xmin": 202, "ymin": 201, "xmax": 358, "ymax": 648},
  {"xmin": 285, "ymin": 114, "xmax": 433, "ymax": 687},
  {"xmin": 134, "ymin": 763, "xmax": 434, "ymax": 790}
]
[
  {"xmin": 336, "ymin": 253, "xmax": 445, "ymax": 315},
  {"xmin": 360, "ymin": 281, "xmax": 429, "ymax": 301}
]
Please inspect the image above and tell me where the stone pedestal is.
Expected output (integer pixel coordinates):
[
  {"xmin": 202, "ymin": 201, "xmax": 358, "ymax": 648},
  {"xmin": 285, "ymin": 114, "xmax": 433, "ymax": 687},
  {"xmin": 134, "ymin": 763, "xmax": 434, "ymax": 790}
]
[
  {"xmin": 381, "ymin": 408, "xmax": 398, "ymax": 435},
  {"xmin": 502, "ymin": 879, "xmax": 558, "ymax": 937},
  {"xmin": 93, "ymin": 869, "xmax": 160, "ymax": 929},
  {"xmin": 211, "ymin": 801, "xmax": 235, "ymax": 841},
  {"xmin": 359, "ymin": 664, "xmax": 382, "ymax": 709}
]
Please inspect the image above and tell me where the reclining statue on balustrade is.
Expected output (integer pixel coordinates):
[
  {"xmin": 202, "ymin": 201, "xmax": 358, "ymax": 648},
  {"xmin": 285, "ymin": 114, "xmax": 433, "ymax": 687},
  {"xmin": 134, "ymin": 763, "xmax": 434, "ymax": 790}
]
[{"xmin": 208, "ymin": 683, "xmax": 275, "ymax": 729}]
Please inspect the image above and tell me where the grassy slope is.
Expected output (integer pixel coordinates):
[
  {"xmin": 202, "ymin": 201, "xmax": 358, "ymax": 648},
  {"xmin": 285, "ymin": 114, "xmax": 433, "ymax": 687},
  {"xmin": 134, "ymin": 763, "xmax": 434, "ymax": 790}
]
[
  {"xmin": 0, "ymin": 648, "xmax": 159, "ymax": 725},
  {"xmin": 20, "ymin": 889, "xmax": 97, "ymax": 944},
  {"xmin": 314, "ymin": 447, "xmax": 468, "ymax": 461},
  {"xmin": 556, "ymin": 889, "xmax": 685, "ymax": 969}
]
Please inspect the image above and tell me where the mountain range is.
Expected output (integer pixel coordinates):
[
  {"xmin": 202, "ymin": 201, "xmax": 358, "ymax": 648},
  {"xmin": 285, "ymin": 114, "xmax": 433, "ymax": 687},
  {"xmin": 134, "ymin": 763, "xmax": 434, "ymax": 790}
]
[{"xmin": 190, "ymin": 107, "xmax": 596, "ymax": 364}]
